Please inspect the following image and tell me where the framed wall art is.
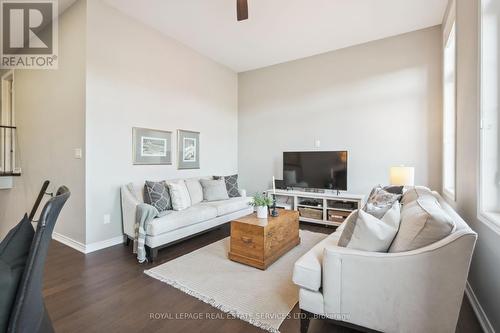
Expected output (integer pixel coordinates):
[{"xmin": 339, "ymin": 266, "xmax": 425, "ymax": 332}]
[
  {"xmin": 132, "ymin": 127, "xmax": 172, "ymax": 165},
  {"xmin": 177, "ymin": 130, "xmax": 200, "ymax": 169}
]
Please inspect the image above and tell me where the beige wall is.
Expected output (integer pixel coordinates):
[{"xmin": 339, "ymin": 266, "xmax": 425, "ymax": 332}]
[
  {"xmin": 85, "ymin": 0, "xmax": 238, "ymax": 244},
  {"xmin": 238, "ymin": 27, "xmax": 443, "ymax": 196},
  {"xmin": 446, "ymin": 0, "xmax": 500, "ymax": 330},
  {"xmin": 0, "ymin": 0, "xmax": 86, "ymax": 242}
]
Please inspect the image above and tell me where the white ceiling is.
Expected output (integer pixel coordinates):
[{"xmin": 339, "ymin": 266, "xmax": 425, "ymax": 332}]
[{"xmin": 103, "ymin": 0, "xmax": 448, "ymax": 72}]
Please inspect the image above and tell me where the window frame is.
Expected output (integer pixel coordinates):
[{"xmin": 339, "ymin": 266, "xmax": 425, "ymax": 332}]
[
  {"xmin": 478, "ymin": 0, "xmax": 500, "ymax": 232},
  {"xmin": 442, "ymin": 8, "xmax": 457, "ymax": 202}
]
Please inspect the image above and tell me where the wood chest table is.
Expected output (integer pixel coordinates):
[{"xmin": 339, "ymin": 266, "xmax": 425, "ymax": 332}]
[{"xmin": 228, "ymin": 209, "xmax": 300, "ymax": 270}]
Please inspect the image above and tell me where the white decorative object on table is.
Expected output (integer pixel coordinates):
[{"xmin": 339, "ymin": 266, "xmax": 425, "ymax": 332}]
[
  {"xmin": 250, "ymin": 193, "xmax": 273, "ymax": 219},
  {"xmin": 256, "ymin": 206, "xmax": 268, "ymax": 219}
]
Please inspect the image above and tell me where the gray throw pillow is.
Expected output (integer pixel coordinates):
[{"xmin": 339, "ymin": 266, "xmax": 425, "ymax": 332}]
[
  {"xmin": 215, "ymin": 174, "xmax": 240, "ymax": 198},
  {"xmin": 200, "ymin": 179, "xmax": 229, "ymax": 201},
  {"xmin": 144, "ymin": 181, "xmax": 172, "ymax": 212}
]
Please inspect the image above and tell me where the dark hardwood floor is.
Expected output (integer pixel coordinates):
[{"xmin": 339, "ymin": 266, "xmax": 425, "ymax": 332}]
[{"xmin": 43, "ymin": 223, "xmax": 483, "ymax": 333}]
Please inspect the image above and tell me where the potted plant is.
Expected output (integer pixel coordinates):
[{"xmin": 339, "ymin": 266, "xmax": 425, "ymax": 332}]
[{"xmin": 250, "ymin": 193, "xmax": 273, "ymax": 218}]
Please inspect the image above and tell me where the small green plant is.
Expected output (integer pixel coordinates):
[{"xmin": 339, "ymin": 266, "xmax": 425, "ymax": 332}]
[{"xmin": 250, "ymin": 193, "xmax": 273, "ymax": 207}]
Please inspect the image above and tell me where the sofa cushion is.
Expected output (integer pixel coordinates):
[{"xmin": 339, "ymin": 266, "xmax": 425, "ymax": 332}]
[
  {"xmin": 215, "ymin": 174, "xmax": 241, "ymax": 198},
  {"xmin": 364, "ymin": 185, "xmax": 401, "ymax": 218},
  {"xmin": 0, "ymin": 215, "xmax": 34, "ymax": 332},
  {"xmin": 144, "ymin": 180, "xmax": 172, "ymax": 212},
  {"xmin": 338, "ymin": 201, "xmax": 401, "ymax": 252},
  {"xmin": 146, "ymin": 205, "xmax": 217, "ymax": 236},
  {"xmin": 200, "ymin": 179, "xmax": 229, "ymax": 202},
  {"xmin": 202, "ymin": 197, "xmax": 252, "ymax": 216},
  {"xmin": 400, "ymin": 186, "xmax": 435, "ymax": 205},
  {"xmin": 166, "ymin": 180, "xmax": 192, "ymax": 211},
  {"xmin": 293, "ymin": 229, "xmax": 342, "ymax": 291},
  {"xmin": 389, "ymin": 198, "xmax": 455, "ymax": 252},
  {"xmin": 383, "ymin": 185, "xmax": 405, "ymax": 195},
  {"xmin": 185, "ymin": 179, "xmax": 203, "ymax": 205}
]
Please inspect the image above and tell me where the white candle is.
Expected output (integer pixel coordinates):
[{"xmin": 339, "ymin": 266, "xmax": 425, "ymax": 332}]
[{"xmin": 272, "ymin": 176, "xmax": 276, "ymax": 194}]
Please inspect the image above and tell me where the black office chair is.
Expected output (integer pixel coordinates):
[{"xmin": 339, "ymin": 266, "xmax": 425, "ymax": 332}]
[{"xmin": 7, "ymin": 185, "xmax": 70, "ymax": 333}]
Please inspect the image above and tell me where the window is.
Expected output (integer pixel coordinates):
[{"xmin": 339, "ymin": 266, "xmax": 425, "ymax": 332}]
[
  {"xmin": 480, "ymin": 0, "xmax": 500, "ymax": 227},
  {"xmin": 443, "ymin": 23, "xmax": 456, "ymax": 200}
]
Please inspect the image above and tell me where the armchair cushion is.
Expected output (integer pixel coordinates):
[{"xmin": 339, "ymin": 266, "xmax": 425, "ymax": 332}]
[
  {"xmin": 293, "ymin": 229, "xmax": 342, "ymax": 291},
  {"xmin": 400, "ymin": 186, "xmax": 435, "ymax": 205},
  {"xmin": 338, "ymin": 201, "xmax": 401, "ymax": 252},
  {"xmin": 389, "ymin": 198, "xmax": 455, "ymax": 252}
]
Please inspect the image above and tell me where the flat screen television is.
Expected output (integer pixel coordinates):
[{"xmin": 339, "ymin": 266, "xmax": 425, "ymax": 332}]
[{"xmin": 283, "ymin": 151, "xmax": 347, "ymax": 191}]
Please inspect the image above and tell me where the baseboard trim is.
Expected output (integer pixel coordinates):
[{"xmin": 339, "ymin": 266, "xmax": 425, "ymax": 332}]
[
  {"xmin": 52, "ymin": 233, "xmax": 125, "ymax": 254},
  {"xmin": 52, "ymin": 232, "xmax": 86, "ymax": 254},
  {"xmin": 85, "ymin": 235, "xmax": 125, "ymax": 253},
  {"xmin": 465, "ymin": 281, "xmax": 495, "ymax": 333}
]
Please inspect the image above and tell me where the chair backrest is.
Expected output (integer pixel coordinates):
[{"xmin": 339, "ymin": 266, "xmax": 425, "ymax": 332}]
[{"xmin": 8, "ymin": 186, "xmax": 70, "ymax": 333}]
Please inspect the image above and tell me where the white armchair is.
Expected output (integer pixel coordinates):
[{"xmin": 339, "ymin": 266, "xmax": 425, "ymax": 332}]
[{"xmin": 294, "ymin": 193, "xmax": 477, "ymax": 333}]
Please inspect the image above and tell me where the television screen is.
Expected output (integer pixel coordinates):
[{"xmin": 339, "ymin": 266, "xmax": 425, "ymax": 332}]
[{"xmin": 283, "ymin": 151, "xmax": 347, "ymax": 191}]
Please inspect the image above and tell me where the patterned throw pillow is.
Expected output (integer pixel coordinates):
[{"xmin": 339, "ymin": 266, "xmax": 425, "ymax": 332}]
[
  {"xmin": 364, "ymin": 185, "xmax": 402, "ymax": 219},
  {"xmin": 144, "ymin": 181, "xmax": 172, "ymax": 212},
  {"xmin": 214, "ymin": 174, "xmax": 240, "ymax": 198},
  {"xmin": 383, "ymin": 185, "xmax": 404, "ymax": 195}
]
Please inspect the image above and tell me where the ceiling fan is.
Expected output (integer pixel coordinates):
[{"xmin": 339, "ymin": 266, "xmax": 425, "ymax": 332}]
[{"xmin": 237, "ymin": 0, "xmax": 248, "ymax": 21}]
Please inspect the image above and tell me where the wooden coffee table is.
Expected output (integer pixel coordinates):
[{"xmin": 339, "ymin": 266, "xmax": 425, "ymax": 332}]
[{"xmin": 228, "ymin": 209, "xmax": 300, "ymax": 270}]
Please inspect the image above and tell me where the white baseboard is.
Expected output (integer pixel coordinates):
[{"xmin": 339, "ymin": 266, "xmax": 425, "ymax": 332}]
[
  {"xmin": 52, "ymin": 232, "xmax": 86, "ymax": 253},
  {"xmin": 465, "ymin": 281, "xmax": 496, "ymax": 333},
  {"xmin": 85, "ymin": 235, "xmax": 125, "ymax": 253},
  {"xmin": 52, "ymin": 232, "xmax": 125, "ymax": 254}
]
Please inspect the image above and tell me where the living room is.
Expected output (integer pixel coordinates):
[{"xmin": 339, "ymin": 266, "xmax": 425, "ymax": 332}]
[{"xmin": 0, "ymin": 0, "xmax": 498, "ymax": 332}]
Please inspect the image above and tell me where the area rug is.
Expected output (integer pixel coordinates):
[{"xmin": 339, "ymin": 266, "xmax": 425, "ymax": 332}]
[{"xmin": 144, "ymin": 230, "xmax": 327, "ymax": 333}]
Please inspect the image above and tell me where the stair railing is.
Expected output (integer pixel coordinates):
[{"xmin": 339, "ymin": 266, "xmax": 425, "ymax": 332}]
[{"xmin": 0, "ymin": 124, "xmax": 19, "ymax": 176}]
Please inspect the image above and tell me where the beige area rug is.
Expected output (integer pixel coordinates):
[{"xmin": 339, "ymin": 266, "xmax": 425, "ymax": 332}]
[{"xmin": 144, "ymin": 230, "xmax": 327, "ymax": 333}]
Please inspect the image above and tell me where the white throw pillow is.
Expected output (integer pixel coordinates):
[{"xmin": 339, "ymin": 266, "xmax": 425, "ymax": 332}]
[
  {"xmin": 166, "ymin": 180, "xmax": 192, "ymax": 211},
  {"xmin": 338, "ymin": 201, "xmax": 401, "ymax": 252},
  {"xmin": 184, "ymin": 179, "xmax": 204, "ymax": 205}
]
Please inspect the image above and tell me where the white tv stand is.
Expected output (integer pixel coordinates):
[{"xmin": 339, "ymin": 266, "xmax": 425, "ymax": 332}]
[{"xmin": 266, "ymin": 189, "xmax": 365, "ymax": 227}]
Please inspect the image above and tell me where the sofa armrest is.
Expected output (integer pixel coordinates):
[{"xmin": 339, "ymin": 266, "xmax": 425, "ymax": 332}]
[
  {"xmin": 121, "ymin": 185, "xmax": 141, "ymax": 238},
  {"xmin": 321, "ymin": 231, "xmax": 476, "ymax": 332},
  {"xmin": 238, "ymin": 188, "xmax": 247, "ymax": 197}
]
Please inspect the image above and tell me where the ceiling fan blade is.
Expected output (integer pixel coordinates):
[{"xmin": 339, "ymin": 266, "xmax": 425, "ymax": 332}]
[{"xmin": 237, "ymin": 0, "xmax": 248, "ymax": 21}]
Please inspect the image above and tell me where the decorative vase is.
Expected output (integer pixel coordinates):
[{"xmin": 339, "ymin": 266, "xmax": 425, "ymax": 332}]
[{"xmin": 256, "ymin": 205, "xmax": 268, "ymax": 219}]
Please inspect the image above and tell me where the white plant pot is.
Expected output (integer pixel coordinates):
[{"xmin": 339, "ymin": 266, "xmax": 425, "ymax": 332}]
[{"xmin": 256, "ymin": 206, "xmax": 268, "ymax": 219}]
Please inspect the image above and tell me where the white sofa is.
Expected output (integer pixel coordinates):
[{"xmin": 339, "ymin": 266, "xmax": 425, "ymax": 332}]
[
  {"xmin": 293, "ymin": 192, "xmax": 477, "ymax": 333},
  {"xmin": 121, "ymin": 177, "xmax": 253, "ymax": 261}
]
